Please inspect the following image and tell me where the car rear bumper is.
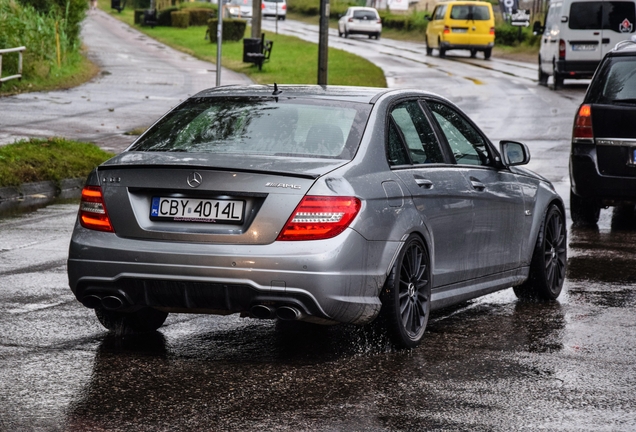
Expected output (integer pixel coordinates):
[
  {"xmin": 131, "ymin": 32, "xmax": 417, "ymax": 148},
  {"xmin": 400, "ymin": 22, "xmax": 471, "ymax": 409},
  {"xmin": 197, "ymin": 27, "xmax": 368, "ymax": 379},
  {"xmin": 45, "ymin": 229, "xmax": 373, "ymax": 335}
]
[
  {"xmin": 346, "ymin": 25, "xmax": 382, "ymax": 35},
  {"xmin": 555, "ymin": 60, "xmax": 599, "ymax": 78},
  {"xmin": 440, "ymin": 42, "xmax": 494, "ymax": 50},
  {"xmin": 68, "ymin": 224, "xmax": 399, "ymax": 325},
  {"xmin": 570, "ymin": 144, "xmax": 636, "ymax": 204}
]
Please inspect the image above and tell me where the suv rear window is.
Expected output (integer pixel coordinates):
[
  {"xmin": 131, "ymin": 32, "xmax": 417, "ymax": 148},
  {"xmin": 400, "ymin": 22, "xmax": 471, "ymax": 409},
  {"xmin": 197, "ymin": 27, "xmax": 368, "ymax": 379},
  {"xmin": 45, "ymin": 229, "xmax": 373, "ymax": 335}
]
[
  {"xmin": 586, "ymin": 57, "xmax": 636, "ymax": 104},
  {"xmin": 449, "ymin": 5, "xmax": 491, "ymax": 20},
  {"xmin": 129, "ymin": 97, "xmax": 371, "ymax": 160},
  {"xmin": 569, "ymin": 1, "xmax": 636, "ymax": 32}
]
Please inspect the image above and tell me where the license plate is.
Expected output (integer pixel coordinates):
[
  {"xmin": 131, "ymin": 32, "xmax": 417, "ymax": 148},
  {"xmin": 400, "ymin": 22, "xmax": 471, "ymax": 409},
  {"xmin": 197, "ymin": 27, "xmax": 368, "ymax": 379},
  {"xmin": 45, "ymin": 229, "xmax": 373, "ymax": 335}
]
[
  {"xmin": 572, "ymin": 44, "xmax": 597, "ymax": 51},
  {"xmin": 150, "ymin": 197, "xmax": 244, "ymax": 223},
  {"xmin": 452, "ymin": 28, "xmax": 468, "ymax": 33}
]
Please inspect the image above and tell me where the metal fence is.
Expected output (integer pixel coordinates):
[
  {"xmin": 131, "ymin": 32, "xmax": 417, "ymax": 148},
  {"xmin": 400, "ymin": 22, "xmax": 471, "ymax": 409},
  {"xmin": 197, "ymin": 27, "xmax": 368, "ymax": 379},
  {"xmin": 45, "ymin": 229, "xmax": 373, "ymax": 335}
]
[{"xmin": 0, "ymin": 46, "xmax": 26, "ymax": 86}]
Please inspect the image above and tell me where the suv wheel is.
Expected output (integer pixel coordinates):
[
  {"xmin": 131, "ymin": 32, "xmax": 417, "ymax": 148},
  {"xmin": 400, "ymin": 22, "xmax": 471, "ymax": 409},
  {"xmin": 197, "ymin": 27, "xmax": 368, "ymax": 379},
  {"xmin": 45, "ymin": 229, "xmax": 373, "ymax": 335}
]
[
  {"xmin": 484, "ymin": 48, "xmax": 492, "ymax": 59},
  {"xmin": 552, "ymin": 62, "xmax": 564, "ymax": 89},
  {"xmin": 538, "ymin": 56, "xmax": 548, "ymax": 85},
  {"xmin": 570, "ymin": 190, "xmax": 600, "ymax": 225}
]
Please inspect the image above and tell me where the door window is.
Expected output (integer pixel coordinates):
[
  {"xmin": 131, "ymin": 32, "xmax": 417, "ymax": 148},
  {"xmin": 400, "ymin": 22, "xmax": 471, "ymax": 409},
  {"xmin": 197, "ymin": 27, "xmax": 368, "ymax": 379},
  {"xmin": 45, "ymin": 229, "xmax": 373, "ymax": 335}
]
[
  {"xmin": 434, "ymin": 5, "xmax": 447, "ymax": 20},
  {"xmin": 387, "ymin": 101, "xmax": 444, "ymax": 166},
  {"xmin": 569, "ymin": 1, "xmax": 635, "ymax": 31},
  {"xmin": 427, "ymin": 102, "xmax": 490, "ymax": 166}
]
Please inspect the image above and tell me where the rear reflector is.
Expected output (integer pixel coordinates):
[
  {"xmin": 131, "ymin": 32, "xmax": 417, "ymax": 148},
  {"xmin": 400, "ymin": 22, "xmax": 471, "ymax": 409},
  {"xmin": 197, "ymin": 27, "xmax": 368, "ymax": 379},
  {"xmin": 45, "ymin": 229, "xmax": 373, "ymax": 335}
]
[
  {"xmin": 79, "ymin": 186, "xmax": 114, "ymax": 232},
  {"xmin": 277, "ymin": 196, "xmax": 361, "ymax": 241},
  {"xmin": 559, "ymin": 39, "xmax": 566, "ymax": 59},
  {"xmin": 573, "ymin": 104, "xmax": 594, "ymax": 141}
]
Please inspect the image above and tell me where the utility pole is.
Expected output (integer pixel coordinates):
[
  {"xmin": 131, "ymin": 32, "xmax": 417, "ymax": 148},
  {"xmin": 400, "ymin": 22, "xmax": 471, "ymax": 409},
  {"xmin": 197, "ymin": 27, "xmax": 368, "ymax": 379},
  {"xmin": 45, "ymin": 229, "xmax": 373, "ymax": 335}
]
[
  {"xmin": 251, "ymin": 0, "xmax": 262, "ymax": 38},
  {"xmin": 216, "ymin": 4, "xmax": 223, "ymax": 86},
  {"xmin": 317, "ymin": 0, "xmax": 329, "ymax": 85}
]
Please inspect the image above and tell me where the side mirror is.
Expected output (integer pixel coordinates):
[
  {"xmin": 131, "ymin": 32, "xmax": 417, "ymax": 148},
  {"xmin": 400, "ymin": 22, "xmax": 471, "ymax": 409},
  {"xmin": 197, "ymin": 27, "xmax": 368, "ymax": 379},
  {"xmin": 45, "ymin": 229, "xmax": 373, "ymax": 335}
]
[
  {"xmin": 424, "ymin": 15, "xmax": 432, "ymax": 20},
  {"xmin": 500, "ymin": 140, "xmax": 530, "ymax": 167},
  {"xmin": 532, "ymin": 21, "xmax": 544, "ymax": 35}
]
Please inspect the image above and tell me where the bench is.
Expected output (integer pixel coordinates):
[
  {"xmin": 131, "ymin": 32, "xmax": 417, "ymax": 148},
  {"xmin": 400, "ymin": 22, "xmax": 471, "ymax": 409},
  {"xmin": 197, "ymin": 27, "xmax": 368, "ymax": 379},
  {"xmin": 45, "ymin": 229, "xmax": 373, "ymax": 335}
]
[{"xmin": 243, "ymin": 34, "xmax": 273, "ymax": 71}]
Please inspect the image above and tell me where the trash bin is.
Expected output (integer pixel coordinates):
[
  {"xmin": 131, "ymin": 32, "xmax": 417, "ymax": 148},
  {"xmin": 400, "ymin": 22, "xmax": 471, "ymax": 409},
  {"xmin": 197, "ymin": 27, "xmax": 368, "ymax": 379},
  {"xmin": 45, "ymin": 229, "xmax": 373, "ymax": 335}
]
[
  {"xmin": 111, "ymin": 0, "xmax": 122, "ymax": 12},
  {"xmin": 143, "ymin": 9, "xmax": 158, "ymax": 27},
  {"xmin": 243, "ymin": 38, "xmax": 262, "ymax": 63}
]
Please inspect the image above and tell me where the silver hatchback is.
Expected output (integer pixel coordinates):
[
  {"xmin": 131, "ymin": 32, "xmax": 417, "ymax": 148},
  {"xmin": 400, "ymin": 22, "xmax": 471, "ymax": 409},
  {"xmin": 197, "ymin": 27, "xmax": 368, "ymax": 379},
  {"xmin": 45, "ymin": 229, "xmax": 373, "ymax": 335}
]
[{"xmin": 68, "ymin": 85, "xmax": 566, "ymax": 348}]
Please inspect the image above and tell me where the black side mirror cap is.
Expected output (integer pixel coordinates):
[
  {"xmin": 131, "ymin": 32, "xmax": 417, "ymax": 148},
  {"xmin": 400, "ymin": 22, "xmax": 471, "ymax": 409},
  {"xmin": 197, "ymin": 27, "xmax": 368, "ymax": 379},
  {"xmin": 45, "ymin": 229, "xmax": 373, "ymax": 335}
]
[{"xmin": 532, "ymin": 21, "xmax": 544, "ymax": 35}]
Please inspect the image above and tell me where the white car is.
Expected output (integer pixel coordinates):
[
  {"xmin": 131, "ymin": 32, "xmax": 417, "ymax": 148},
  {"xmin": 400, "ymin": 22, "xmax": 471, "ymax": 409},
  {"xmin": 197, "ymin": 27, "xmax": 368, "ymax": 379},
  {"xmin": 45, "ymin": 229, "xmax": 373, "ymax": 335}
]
[
  {"xmin": 262, "ymin": 0, "xmax": 286, "ymax": 20},
  {"xmin": 338, "ymin": 7, "xmax": 382, "ymax": 39},
  {"xmin": 226, "ymin": 0, "xmax": 252, "ymax": 19}
]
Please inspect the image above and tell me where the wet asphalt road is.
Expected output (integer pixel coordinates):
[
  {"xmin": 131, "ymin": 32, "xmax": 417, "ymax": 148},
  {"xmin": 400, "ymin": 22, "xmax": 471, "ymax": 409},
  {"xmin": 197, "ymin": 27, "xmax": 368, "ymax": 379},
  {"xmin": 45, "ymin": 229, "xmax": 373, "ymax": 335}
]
[{"xmin": 1, "ymin": 13, "xmax": 636, "ymax": 432}]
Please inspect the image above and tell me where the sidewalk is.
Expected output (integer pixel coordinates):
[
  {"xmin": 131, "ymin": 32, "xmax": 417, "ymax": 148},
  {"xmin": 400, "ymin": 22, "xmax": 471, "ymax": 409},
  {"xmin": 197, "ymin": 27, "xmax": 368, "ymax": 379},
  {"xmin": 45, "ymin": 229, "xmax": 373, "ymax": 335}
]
[{"xmin": 0, "ymin": 10, "xmax": 252, "ymax": 154}]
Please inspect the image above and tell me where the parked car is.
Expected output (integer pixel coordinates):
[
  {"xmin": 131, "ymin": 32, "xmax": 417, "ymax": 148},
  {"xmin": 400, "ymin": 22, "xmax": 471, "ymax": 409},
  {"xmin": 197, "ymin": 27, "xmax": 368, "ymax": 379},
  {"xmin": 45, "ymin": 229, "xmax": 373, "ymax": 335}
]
[
  {"xmin": 425, "ymin": 0, "xmax": 495, "ymax": 59},
  {"xmin": 570, "ymin": 38, "xmax": 636, "ymax": 224},
  {"xmin": 534, "ymin": 0, "xmax": 636, "ymax": 89},
  {"xmin": 227, "ymin": 0, "xmax": 252, "ymax": 19},
  {"xmin": 262, "ymin": 0, "xmax": 286, "ymax": 20},
  {"xmin": 338, "ymin": 7, "xmax": 382, "ymax": 39},
  {"xmin": 68, "ymin": 85, "xmax": 566, "ymax": 349}
]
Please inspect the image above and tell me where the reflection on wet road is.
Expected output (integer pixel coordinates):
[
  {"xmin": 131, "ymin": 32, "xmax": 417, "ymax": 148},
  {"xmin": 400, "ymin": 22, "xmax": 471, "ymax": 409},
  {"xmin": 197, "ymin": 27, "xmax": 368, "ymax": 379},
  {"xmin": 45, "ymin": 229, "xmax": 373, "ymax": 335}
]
[{"xmin": 1, "ymin": 202, "xmax": 635, "ymax": 430}]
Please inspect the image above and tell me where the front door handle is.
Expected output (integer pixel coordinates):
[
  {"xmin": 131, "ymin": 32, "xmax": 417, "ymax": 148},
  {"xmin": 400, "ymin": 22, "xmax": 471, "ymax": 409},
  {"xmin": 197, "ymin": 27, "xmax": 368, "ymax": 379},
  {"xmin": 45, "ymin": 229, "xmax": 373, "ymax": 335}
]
[
  {"xmin": 415, "ymin": 178, "xmax": 434, "ymax": 189},
  {"xmin": 470, "ymin": 178, "xmax": 486, "ymax": 191}
]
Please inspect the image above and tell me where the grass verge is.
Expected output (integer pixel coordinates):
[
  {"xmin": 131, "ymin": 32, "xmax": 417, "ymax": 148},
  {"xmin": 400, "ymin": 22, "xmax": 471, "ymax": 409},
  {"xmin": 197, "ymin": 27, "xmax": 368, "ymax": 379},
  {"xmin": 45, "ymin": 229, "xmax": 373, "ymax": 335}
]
[
  {"xmin": 98, "ymin": 1, "xmax": 386, "ymax": 87},
  {"xmin": 0, "ymin": 138, "xmax": 114, "ymax": 187}
]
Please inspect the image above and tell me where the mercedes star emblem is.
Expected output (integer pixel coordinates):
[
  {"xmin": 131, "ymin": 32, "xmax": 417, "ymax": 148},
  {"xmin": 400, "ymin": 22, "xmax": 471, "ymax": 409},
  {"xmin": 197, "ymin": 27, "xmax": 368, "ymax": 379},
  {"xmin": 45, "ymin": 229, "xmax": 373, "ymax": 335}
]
[{"xmin": 187, "ymin": 172, "xmax": 202, "ymax": 188}]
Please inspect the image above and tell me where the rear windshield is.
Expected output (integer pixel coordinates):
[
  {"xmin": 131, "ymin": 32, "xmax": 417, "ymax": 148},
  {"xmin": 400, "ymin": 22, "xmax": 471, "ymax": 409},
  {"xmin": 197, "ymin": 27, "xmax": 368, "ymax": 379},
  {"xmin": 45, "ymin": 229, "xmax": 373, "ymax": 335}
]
[
  {"xmin": 129, "ymin": 97, "xmax": 371, "ymax": 160},
  {"xmin": 353, "ymin": 10, "xmax": 378, "ymax": 19},
  {"xmin": 449, "ymin": 5, "xmax": 491, "ymax": 20},
  {"xmin": 586, "ymin": 57, "xmax": 636, "ymax": 104},
  {"xmin": 569, "ymin": 1, "xmax": 636, "ymax": 32}
]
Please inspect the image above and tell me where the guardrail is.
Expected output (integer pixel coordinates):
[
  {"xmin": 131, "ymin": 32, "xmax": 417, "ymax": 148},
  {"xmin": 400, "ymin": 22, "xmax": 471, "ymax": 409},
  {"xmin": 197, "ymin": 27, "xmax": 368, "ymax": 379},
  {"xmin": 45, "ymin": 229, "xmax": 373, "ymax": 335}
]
[{"xmin": 0, "ymin": 46, "xmax": 26, "ymax": 85}]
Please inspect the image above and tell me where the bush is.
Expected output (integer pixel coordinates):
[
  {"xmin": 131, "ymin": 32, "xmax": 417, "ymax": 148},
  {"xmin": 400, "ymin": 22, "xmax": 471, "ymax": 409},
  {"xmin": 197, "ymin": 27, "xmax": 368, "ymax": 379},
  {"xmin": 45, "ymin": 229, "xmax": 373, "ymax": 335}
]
[
  {"xmin": 157, "ymin": 6, "xmax": 178, "ymax": 26},
  {"xmin": 495, "ymin": 23, "xmax": 541, "ymax": 47},
  {"xmin": 171, "ymin": 10, "xmax": 189, "ymax": 28},
  {"xmin": 134, "ymin": 8, "xmax": 145, "ymax": 24},
  {"xmin": 16, "ymin": 0, "xmax": 87, "ymax": 47},
  {"xmin": 207, "ymin": 19, "xmax": 247, "ymax": 43},
  {"xmin": 187, "ymin": 8, "xmax": 215, "ymax": 26}
]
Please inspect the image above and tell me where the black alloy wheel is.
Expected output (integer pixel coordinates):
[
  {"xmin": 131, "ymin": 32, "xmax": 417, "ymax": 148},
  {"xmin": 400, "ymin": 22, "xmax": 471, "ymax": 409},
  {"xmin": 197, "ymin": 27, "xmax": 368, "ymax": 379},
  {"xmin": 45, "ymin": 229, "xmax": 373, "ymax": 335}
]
[
  {"xmin": 380, "ymin": 235, "xmax": 431, "ymax": 349},
  {"xmin": 514, "ymin": 205, "xmax": 567, "ymax": 300}
]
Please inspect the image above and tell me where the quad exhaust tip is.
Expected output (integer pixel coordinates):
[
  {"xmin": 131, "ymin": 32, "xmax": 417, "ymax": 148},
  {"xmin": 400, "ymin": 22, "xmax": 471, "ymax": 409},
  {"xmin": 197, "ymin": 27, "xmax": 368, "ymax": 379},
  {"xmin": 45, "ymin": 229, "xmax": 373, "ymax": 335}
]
[
  {"xmin": 275, "ymin": 306, "xmax": 302, "ymax": 321},
  {"xmin": 251, "ymin": 304, "xmax": 274, "ymax": 319}
]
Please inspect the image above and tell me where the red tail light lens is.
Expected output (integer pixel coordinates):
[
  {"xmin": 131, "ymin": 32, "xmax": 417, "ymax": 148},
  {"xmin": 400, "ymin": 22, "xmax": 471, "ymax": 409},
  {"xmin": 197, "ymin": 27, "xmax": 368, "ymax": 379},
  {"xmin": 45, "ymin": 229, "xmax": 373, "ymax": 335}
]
[
  {"xmin": 489, "ymin": 26, "xmax": 495, "ymax": 35},
  {"xmin": 281, "ymin": 4, "xmax": 286, "ymax": 9},
  {"xmin": 277, "ymin": 196, "xmax": 361, "ymax": 241},
  {"xmin": 79, "ymin": 186, "xmax": 114, "ymax": 232},
  {"xmin": 348, "ymin": 17, "xmax": 353, "ymax": 22},
  {"xmin": 559, "ymin": 39, "xmax": 566, "ymax": 59},
  {"xmin": 443, "ymin": 26, "xmax": 450, "ymax": 34},
  {"xmin": 261, "ymin": 2, "xmax": 265, "ymax": 8},
  {"xmin": 377, "ymin": 18, "xmax": 382, "ymax": 23},
  {"xmin": 573, "ymin": 104, "xmax": 594, "ymax": 140}
]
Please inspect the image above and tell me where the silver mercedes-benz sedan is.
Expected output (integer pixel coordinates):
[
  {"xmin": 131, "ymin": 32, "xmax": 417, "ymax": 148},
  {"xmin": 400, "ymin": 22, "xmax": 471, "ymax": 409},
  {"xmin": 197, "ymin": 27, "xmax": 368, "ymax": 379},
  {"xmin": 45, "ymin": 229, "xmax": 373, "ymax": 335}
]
[{"xmin": 67, "ymin": 85, "xmax": 566, "ymax": 348}]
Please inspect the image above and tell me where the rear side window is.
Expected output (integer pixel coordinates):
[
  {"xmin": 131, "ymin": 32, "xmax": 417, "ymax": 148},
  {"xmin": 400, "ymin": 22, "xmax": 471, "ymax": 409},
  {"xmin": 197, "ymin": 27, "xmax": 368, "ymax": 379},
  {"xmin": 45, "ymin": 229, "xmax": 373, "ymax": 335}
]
[
  {"xmin": 450, "ymin": 5, "xmax": 491, "ymax": 20},
  {"xmin": 353, "ymin": 10, "xmax": 378, "ymax": 20},
  {"xmin": 433, "ymin": 5, "xmax": 447, "ymax": 20},
  {"xmin": 569, "ymin": 1, "xmax": 636, "ymax": 32},
  {"xmin": 586, "ymin": 57, "xmax": 636, "ymax": 104},
  {"xmin": 129, "ymin": 97, "xmax": 371, "ymax": 160}
]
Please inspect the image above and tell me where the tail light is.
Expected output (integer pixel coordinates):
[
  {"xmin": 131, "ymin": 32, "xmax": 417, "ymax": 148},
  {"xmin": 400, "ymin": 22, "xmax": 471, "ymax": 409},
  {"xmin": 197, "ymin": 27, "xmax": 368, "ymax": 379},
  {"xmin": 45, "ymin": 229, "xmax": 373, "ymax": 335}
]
[
  {"xmin": 489, "ymin": 26, "xmax": 495, "ymax": 35},
  {"xmin": 277, "ymin": 196, "xmax": 361, "ymax": 241},
  {"xmin": 573, "ymin": 104, "xmax": 594, "ymax": 141},
  {"xmin": 261, "ymin": 2, "xmax": 264, "ymax": 8},
  {"xmin": 443, "ymin": 26, "xmax": 450, "ymax": 34},
  {"xmin": 377, "ymin": 18, "xmax": 382, "ymax": 24},
  {"xmin": 79, "ymin": 186, "xmax": 114, "ymax": 232},
  {"xmin": 559, "ymin": 39, "xmax": 566, "ymax": 59},
  {"xmin": 281, "ymin": 4, "xmax": 286, "ymax": 9},
  {"xmin": 348, "ymin": 17, "xmax": 353, "ymax": 22}
]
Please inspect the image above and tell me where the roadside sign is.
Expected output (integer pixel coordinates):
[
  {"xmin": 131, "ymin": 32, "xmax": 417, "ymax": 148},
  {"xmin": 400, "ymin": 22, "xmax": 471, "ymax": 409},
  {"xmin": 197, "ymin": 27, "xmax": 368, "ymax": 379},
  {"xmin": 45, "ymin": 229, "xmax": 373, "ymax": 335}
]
[{"xmin": 510, "ymin": 9, "xmax": 530, "ymax": 27}]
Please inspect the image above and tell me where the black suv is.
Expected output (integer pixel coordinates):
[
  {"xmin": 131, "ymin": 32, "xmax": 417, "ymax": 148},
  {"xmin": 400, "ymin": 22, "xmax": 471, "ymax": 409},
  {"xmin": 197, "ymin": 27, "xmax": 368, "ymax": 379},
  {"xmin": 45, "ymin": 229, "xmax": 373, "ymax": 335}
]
[{"xmin": 569, "ymin": 38, "xmax": 636, "ymax": 224}]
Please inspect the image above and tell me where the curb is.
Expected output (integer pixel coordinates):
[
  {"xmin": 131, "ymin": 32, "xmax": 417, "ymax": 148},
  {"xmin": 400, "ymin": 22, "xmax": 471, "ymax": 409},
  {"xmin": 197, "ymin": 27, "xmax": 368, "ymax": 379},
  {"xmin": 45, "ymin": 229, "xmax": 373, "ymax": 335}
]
[{"xmin": 0, "ymin": 178, "xmax": 84, "ymax": 216}]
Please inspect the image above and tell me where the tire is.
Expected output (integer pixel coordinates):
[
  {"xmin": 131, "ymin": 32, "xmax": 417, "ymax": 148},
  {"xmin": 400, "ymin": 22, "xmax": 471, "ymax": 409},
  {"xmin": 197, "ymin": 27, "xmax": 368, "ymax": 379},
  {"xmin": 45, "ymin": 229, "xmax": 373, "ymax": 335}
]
[
  {"xmin": 439, "ymin": 46, "xmax": 446, "ymax": 58},
  {"xmin": 338, "ymin": 30, "xmax": 343, "ymax": 37},
  {"xmin": 484, "ymin": 48, "xmax": 492, "ymax": 60},
  {"xmin": 369, "ymin": 34, "xmax": 373, "ymax": 39},
  {"xmin": 538, "ymin": 56, "xmax": 548, "ymax": 86},
  {"xmin": 514, "ymin": 205, "xmax": 567, "ymax": 301},
  {"xmin": 470, "ymin": 48, "xmax": 477, "ymax": 58},
  {"xmin": 95, "ymin": 307, "xmax": 168, "ymax": 335},
  {"xmin": 376, "ymin": 32, "xmax": 381, "ymax": 40},
  {"xmin": 570, "ymin": 190, "xmax": 600, "ymax": 225},
  {"xmin": 426, "ymin": 41, "xmax": 433, "ymax": 56},
  {"xmin": 553, "ymin": 62, "xmax": 564, "ymax": 89},
  {"xmin": 379, "ymin": 235, "xmax": 431, "ymax": 349},
  {"xmin": 344, "ymin": 30, "xmax": 349, "ymax": 38}
]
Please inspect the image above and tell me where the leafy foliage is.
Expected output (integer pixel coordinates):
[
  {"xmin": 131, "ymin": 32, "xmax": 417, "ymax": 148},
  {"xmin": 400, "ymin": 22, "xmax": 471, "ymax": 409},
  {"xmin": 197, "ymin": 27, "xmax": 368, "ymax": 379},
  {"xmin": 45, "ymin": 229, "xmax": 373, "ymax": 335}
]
[
  {"xmin": 207, "ymin": 19, "xmax": 248, "ymax": 42},
  {"xmin": 16, "ymin": 0, "xmax": 87, "ymax": 45}
]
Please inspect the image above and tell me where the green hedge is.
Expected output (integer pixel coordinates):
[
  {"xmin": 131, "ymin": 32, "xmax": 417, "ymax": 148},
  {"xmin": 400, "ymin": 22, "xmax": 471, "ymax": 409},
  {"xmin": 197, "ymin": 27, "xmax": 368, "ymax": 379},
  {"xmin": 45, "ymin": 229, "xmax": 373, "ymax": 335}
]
[
  {"xmin": 171, "ymin": 10, "xmax": 189, "ymax": 28},
  {"xmin": 187, "ymin": 7, "xmax": 215, "ymax": 26},
  {"xmin": 207, "ymin": 19, "xmax": 247, "ymax": 43},
  {"xmin": 495, "ymin": 23, "xmax": 540, "ymax": 46},
  {"xmin": 158, "ymin": 6, "xmax": 178, "ymax": 26}
]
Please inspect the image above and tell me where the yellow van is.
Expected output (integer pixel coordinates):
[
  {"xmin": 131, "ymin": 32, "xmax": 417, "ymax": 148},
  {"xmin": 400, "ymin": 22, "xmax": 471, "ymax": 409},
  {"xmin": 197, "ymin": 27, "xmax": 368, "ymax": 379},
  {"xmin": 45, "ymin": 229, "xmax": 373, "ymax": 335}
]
[{"xmin": 425, "ymin": 1, "xmax": 495, "ymax": 59}]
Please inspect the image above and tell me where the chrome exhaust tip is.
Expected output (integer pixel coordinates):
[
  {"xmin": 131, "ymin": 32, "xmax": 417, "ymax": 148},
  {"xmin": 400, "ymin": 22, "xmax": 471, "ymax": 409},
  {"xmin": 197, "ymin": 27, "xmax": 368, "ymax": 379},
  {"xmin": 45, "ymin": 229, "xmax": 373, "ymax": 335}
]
[
  {"xmin": 275, "ymin": 306, "xmax": 302, "ymax": 321},
  {"xmin": 251, "ymin": 304, "xmax": 274, "ymax": 319},
  {"xmin": 101, "ymin": 295, "xmax": 125, "ymax": 310}
]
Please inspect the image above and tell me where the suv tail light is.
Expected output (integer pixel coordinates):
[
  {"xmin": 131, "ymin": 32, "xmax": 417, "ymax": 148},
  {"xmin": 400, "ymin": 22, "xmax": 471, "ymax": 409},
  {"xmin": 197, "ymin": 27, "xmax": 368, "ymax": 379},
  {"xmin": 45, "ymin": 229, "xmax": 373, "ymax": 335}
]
[
  {"xmin": 559, "ymin": 39, "xmax": 566, "ymax": 59},
  {"xmin": 443, "ymin": 26, "xmax": 450, "ymax": 34},
  {"xmin": 490, "ymin": 27, "xmax": 495, "ymax": 35},
  {"xmin": 277, "ymin": 196, "xmax": 361, "ymax": 241},
  {"xmin": 573, "ymin": 104, "xmax": 594, "ymax": 141},
  {"xmin": 79, "ymin": 186, "xmax": 114, "ymax": 232}
]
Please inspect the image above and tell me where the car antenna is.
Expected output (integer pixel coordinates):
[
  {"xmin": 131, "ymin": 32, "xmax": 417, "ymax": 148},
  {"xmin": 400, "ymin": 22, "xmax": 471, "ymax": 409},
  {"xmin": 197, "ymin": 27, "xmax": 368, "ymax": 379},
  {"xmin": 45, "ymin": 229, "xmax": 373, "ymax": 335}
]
[{"xmin": 272, "ymin": 83, "xmax": 283, "ymax": 96}]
